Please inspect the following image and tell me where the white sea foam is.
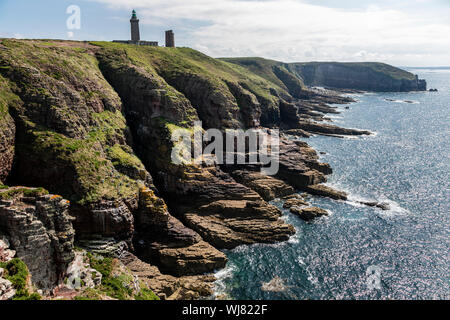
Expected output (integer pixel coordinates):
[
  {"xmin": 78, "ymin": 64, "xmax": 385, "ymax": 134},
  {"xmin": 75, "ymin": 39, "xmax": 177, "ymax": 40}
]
[
  {"xmin": 320, "ymin": 181, "xmax": 412, "ymax": 217},
  {"xmin": 345, "ymin": 193, "xmax": 411, "ymax": 216},
  {"xmin": 213, "ymin": 263, "xmax": 236, "ymax": 299},
  {"xmin": 384, "ymin": 98, "xmax": 420, "ymax": 104}
]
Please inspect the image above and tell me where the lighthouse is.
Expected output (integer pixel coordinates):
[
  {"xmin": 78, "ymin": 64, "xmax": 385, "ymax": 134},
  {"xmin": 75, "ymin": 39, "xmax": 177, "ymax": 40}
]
[
  {"xmin": 113, "ymin": 10, "xmax": 158, "ymax": 46},
  {"xmin": 130, "ymin": 10, "xmax": 140, "ymax": 42}
]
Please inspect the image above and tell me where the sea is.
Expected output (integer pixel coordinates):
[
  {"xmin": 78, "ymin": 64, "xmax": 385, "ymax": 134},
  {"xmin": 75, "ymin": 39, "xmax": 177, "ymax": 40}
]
[{"xmin": 214, "ymin": 68, "xmax": 450, "ymax": 300}]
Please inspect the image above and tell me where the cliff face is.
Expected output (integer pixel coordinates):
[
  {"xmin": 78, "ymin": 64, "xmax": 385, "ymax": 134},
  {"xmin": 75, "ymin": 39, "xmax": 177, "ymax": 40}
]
[
  {"xmin": 223, "ymin": 59, "xmax": 427, "ymax": 92},
  {"xmin": 291, "ymin": 62, "xmax": 427, "ymax": 92},
  {"xmin": 0, "ymin": 39, "xmax": 427, "ymax": 300}
]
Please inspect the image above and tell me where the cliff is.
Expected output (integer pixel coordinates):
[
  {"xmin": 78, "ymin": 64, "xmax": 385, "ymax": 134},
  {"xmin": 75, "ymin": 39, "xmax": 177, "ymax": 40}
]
[
  {"xmin": 291, "ymin": 62, "xmax": 427, "ymax": 92},
  {"xmin": 223, "ymin": 59, "xmax": 426, "ymax": 92},
  {"xmin": 0, "ymin": 39, "xmax": 426, "ymax": 300}
]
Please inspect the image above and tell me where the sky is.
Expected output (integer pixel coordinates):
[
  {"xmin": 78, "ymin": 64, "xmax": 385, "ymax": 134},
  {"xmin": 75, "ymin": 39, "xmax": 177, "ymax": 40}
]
[{"xmin": 0, "ymin": 0, "xmax": 449, "ymax": 67}]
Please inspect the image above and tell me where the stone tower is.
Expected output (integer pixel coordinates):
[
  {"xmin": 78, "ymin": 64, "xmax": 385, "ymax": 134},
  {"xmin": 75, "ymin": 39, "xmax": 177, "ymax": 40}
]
[
  {"xmin": 165, "ymin": 30, "xmax": 175, "ymax": 47},
  {"xmin": 130, "ymin": 10, "xmax": 140, "ymax": 42}
]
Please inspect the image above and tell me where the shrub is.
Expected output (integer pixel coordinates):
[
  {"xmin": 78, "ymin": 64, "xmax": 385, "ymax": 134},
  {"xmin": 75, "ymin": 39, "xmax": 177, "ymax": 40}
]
[{"xmin": 0, "ymin": 258, "xmax": 42, "ymax": 300}]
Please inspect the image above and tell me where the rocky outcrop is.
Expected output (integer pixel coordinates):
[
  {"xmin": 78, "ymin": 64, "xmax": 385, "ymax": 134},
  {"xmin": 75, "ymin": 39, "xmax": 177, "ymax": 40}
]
[
  {"xmin": 283, "ymin": 197, "xmax": 309, "ymax": 209},
  {"xmin": 65, "ymin": 251, "xmax": 102, "ymax": 290},
  {"xmin": 296, "ymin": 120, "xmax": 371, "ymax": 136},
  {"xmin": 157, "ymin": 165, "xmax": 295, "ymax": 250},
  {"xmin": 276, "ymin": 138, "xmax": 330, "ymax": 189},
  {"xmin": 305, "ymin": 184, "xmax": 348, "ymax": 200},
  {"xmin": 121, "ymin": 252, "xmax": 217, "ymax": 300},
  {"xmin": 0, "ymin": 189, "xmax": 75, "ymax": 292},
  {"xmin": 0, "ymin": 272, "xmax": 15, "ymax": 300},
  {"xmin": 0, "ymin": 239, "xmax": 16, "ymax": 300},
  {"xmin": 228, "ymin": 170, "xmax": 294, "ymax": 201},
  {"xmin": 292, "ymin": 62, "xmax": 427, "ymax": 92},
  {"xmin": 224, "ymin": 80, "xmax": 261, "ymax": 128},
  {"xmin": 290, "ymin": 206, "xmax": 329, "ymax": 221},
  {"xmin": 134, "ymin": 186, "xmax": 227, "ymax": 276}
]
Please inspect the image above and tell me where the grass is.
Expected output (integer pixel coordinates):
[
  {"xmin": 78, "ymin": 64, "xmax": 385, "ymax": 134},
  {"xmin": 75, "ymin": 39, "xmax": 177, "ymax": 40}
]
[
  {"xmin": 0, "ymin": 187, "xmax": 49, "ymax": 200},
  {"xmin": 0, "ymin": 40, "xmax": 141, "ymax": 205},
  {"xmin": 107, "ymin": 144, "xmax": 145, "ymax": 170},
  {"xmin": 0, "ymin": 258, "xmax": 42, "ymax": 300},
  {"xmin": 86, "ymin": 252, "xmax": 159, "ymax": 300},
  {"xmin": 93, "ymin": 42, "xmax": 283, "ymax": 122}
]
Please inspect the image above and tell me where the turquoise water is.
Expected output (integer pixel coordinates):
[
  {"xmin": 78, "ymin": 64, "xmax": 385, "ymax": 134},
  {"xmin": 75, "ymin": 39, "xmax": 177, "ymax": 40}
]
[{"xmin": 215, "ymin": 69, "xmax": 450, "ymax": 300}]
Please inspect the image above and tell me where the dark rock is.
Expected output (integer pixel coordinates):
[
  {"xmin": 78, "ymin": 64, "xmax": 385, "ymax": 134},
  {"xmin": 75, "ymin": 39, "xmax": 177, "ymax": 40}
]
[
  {"xmin": 305, "ymin": 184, "xmax": 348, "ymax": 200},
  {"xmin": 290, "ymin": 206, "xmax": 329, "ymax": 221},
  {"xmin": 134, "ymin": 186, "xmax": 227, "ymax": 276},
  {"xmin": 0, "ymin": 192, "xmax": 75, "ymax": 293},
  {"xmin": 283, "ymin": 198, "xmax": 309, "ymax": 209},
  {"xmin": 297, "ymin": 120, "xmax": 371, "ymax": 136},
  {"xmin": 228, "ymin": 170, "xmax": 295, "ymax": 201},
  {"xmin": 358, "ymin": 201, "xmax": 390, "ymax": 211}
]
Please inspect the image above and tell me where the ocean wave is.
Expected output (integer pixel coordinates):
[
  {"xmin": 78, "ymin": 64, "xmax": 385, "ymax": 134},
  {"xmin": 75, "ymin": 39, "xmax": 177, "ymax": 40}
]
[
  {"xmin": 346, "ymin": 193, "xmax": 412, "ymax": 216},
  {"xmin": 384, "ymin": 98, "xmax": 420, "ymax": 104},
  {"xmin": 320, "ymin": 181, "xmax": 412, "ymax": 216},
  {"xmin": 213, "ymin": 263, "xmax": 236, "ymax": 299}
]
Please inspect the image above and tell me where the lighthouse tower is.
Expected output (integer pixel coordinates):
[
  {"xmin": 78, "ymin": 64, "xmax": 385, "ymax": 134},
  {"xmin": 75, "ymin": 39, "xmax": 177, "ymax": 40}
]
[{"xmin": 130, "ymin": 10, "xmax": 140, "ymax": 42}]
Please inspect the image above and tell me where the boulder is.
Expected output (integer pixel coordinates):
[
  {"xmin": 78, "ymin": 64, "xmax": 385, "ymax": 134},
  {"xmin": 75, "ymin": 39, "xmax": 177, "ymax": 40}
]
[
  {"xmin": 305, "ymin": 184, "xmax": 348, "ymax": 200},
  {"xmin": 283, "ymin": 198, "xmax": 309, "ymax": 209},
  {"xmin": 229, "ymin": 170, "xmax": 295, "ymax": 201},
  {"xmin": 290, "ymin": 206, "xmax": 329, "ymax": 221}
]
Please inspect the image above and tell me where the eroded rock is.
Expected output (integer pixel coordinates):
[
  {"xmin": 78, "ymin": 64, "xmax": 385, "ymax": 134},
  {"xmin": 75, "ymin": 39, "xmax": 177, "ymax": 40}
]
[
  {"xmin": 290, "ymin": 206, "xmax": 329, "ymax": 221},
  {"xmin": 305, "ymin": 184, "xmax": 348, "ymax": 200},
  {"xmin": 0, "ymin": 191, "xmax": 75, "ymax": 292}
]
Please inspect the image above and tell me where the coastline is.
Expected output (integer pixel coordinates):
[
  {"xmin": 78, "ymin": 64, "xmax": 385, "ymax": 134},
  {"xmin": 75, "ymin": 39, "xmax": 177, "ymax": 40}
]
[
  {"xmin": 0, "ymin": 39, "xmax": 433, "ymax": 300},
  {"xmin": 211, "ymin": 72, "xmax": 448, "ymax": 299}
]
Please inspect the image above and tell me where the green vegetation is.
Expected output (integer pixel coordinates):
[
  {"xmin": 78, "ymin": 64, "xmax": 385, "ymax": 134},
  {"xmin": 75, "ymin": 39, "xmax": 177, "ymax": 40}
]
[
  {"xmin": 85, "ymin": 252, "xmax": 159, "ymax": 300},
  {"xmin": 292, "ymin": 62, "xmax": 416, "ymax": 81},
  {"xmin": 93, "ymin": 42, "xmax": 283, "ymax": 123},
  {"xmin": 26, "ymin": 120, "xmax": 139, "ymax": 204},
  {"xmin": 134, "ymin": 287, "xmax": 159, "ymax": 300},
  {"xmin": 0, "ymin": 187, "xmax": 49, "ymax": 200},
  {"xmin": 0, "ymin": 258, "xmax": 42, "ymax": 300},
  {"xmin": 107, "ymin": 144, "xmax": 144, "ymax": 170},
  {"xmin": 87, "ymin": 252, "xmax": 132, "ymax": 300},
  {"xmin": 0, "ymin": 40, "xmax": 143, "ymax": 205},
  {"xmin": 221, "ymin": 57, "xmax": 291, "ymax": 91}
]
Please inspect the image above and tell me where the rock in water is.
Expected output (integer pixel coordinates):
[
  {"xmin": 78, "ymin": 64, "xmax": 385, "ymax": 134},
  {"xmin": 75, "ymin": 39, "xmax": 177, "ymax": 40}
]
[
  {"xmin": 261, "ymin": 276, "xmax": 287, "ymax": 292},
  {"xmin": 283, "ymin": 197, "xmax": 309, "ymax": 209},
  {"xmin": 305, "ymin": 184, "xmax": 348, "ymax": 200},
  {"xmin": 290, "ymin": 206, "xmax": 329, "ymax": 221}
]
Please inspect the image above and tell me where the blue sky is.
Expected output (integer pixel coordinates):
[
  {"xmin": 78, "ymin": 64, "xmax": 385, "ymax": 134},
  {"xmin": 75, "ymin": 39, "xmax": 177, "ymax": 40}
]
[{"xmin": 1, "ymin": 0, "xmax": 449, "ymax": 66}]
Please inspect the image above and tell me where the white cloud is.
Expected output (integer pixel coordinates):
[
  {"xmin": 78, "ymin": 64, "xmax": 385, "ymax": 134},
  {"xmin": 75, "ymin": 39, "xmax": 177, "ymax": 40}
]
[{"xmin": 89, "ymin": 0, "xmax": 450, "ymax": 66}]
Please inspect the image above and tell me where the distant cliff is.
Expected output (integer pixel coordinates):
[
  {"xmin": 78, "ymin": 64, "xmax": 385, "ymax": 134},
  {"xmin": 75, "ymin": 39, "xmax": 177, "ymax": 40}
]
[
  {"xmin": 291, "ymin": 62, "xmax": 427, "ymax": 92},
  {"xmin": 222, "ymin": 59, "xmax": 427, "ymax": 92}
]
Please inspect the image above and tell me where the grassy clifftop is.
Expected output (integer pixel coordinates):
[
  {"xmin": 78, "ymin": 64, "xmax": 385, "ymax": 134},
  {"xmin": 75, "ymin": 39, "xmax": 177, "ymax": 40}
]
[
  {"xmin": 94, "ymin": 42, "xmax": 286, "ymax": 127},
  {"xmin": 0, "ymin": 39, "xmax": 146, "ymax": 205}
]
